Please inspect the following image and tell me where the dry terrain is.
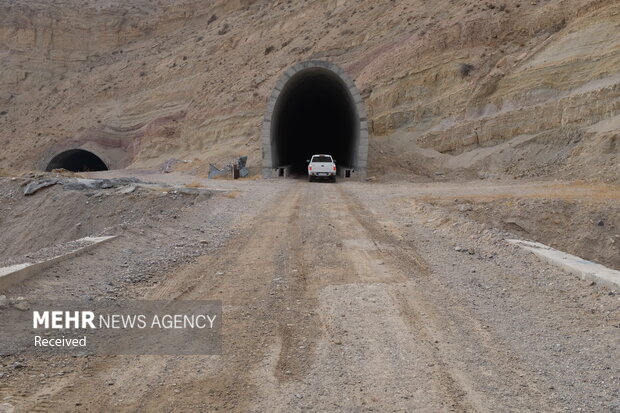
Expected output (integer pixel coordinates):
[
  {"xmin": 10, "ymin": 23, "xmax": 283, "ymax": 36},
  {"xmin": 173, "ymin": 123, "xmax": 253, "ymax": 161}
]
[
  {"xmin": 0, "ymin": 0, "xmax": 619, "ymax": 411},
  {"xmin": 0, "ymin": 173, "xmax": 618, "ymax": 412},
  {"xmin": 0, "ymin": 0, "xmax": 618, "ymax": 182}
]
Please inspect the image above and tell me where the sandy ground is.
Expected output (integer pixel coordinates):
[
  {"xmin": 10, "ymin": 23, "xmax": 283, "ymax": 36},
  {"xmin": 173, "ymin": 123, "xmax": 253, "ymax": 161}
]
[{"xmin": 0, "ymin": 174, "xmax": 619, "ymax": 412}]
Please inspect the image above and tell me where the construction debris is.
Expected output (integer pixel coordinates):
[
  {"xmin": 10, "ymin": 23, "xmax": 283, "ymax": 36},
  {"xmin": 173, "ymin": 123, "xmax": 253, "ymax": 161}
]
[
  {"xmin": 208, "ymin": 156, "xmax": 249, "ymax": 179},
  {"xmin": 24, "ymin": 177, "xmax": 144, "ymax": 195}
]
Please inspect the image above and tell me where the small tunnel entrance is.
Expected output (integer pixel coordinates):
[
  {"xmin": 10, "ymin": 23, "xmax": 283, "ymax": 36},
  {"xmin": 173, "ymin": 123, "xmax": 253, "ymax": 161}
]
[
  {"xmin": 45, "ymin": 149, "xmax": 108, "ymax": 172},
  {"xmin": 263, "ymin": 61, "xmax": 368, "ymax": 178}
]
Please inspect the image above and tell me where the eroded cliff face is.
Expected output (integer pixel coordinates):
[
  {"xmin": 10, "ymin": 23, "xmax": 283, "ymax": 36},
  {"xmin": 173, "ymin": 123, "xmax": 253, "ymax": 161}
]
[{"xmin": 0, "ymin": 0, "xmax": 618, "ymax": 181}]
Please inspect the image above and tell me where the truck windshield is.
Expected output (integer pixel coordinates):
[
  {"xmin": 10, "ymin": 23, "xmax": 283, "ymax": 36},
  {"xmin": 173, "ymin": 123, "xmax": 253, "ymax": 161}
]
[{"xmin": 312, "ymin": 156, "xmax": 332, "ymax": 163}]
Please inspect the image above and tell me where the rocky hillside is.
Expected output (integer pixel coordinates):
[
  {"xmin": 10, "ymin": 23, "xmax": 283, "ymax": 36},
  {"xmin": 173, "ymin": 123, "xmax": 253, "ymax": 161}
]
[{"xmin": 0, "ymin": 0, "xmax": 618, "ymax": 181}]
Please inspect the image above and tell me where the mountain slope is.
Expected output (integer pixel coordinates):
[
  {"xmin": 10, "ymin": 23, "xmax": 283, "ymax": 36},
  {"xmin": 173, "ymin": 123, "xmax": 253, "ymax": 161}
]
[{"xmin": 0, "ymin": 0, "xmax": 618, "ymax": 181}]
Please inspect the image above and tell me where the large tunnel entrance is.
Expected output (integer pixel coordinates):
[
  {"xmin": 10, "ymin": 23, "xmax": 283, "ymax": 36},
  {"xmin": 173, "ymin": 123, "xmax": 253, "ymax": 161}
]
[
  {"xmin": 263, "ymin": 61, "xmax": 368, "ymax": 178},
  {"xmin": 272, "ymin": 69, "xmax": 356, "ymax": 174},
  {"xmin": 45, "ymin": 149, "xmax": 108, "ymax": 172}
]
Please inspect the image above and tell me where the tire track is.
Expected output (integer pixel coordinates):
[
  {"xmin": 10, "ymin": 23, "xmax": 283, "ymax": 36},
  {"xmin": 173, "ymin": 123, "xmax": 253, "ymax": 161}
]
[{"xmin": 339, "ymin": 185, "xmax": 560, "ymax": 412}]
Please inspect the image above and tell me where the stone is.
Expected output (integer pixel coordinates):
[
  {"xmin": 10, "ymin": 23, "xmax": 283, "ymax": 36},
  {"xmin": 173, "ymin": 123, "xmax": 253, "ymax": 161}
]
[
  {"xmin": 117, "ymin": 185, "xmax": 137, "ymax": 194},
  {"xmin": 10, "ymin": 361, "xmax": 26, "ymax": 369},
  {"xmin": 24, "ymin": 179, "xmax": 60, "ymax": 195},
  {"xmin": 0, "ymin": 295, "xmax": 7, "ymax": 309},
  {"xmin": 13, "ymin": 297, "xmax": 30, "ymax": 311}
]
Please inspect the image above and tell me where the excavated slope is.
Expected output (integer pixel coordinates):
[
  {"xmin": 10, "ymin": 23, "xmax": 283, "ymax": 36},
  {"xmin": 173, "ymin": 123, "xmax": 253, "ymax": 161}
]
[{"xmin": 0, "ymin": 0, "xmax": 618, "ymax": 181}]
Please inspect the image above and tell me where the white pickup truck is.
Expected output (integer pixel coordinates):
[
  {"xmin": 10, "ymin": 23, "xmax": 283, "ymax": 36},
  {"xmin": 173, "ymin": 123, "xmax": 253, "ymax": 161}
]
[{"xmin": 307, "ymin": 154, "xmax": 337, "ymax": 182}]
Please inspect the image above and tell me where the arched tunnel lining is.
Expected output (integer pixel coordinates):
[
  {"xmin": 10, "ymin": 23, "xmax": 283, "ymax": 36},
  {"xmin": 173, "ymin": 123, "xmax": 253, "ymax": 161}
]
[
  {"xmin": 45, "ymin": 149, "xmax": 108, "ymax": 172},
  {"xmin": 269, "ymin": 65, "xmax": 362, "ymax": 176}
]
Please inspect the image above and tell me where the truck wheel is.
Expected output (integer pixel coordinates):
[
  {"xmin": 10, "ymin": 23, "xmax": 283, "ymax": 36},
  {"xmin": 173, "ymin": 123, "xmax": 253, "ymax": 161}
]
[
  {"xmin": 308, "ymin": 175, "xmax": 312, "ymax": 182},
  {"xmin": 332, "ymin": 175, "xmax": 337, "ymax": 183}
]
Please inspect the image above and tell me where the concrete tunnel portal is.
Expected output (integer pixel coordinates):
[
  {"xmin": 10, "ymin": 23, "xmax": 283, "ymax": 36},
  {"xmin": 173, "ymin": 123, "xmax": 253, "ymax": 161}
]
[{"xmin": 263, "ymin": 61, "xmax": 368, "ymax": 178}]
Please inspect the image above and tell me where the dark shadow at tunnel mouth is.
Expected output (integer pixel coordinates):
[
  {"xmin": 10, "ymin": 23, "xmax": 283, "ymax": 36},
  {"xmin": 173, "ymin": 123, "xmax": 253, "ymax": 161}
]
[{"xmin": 45, "ymin": 149, "xmax": 109, "ymax": 172}]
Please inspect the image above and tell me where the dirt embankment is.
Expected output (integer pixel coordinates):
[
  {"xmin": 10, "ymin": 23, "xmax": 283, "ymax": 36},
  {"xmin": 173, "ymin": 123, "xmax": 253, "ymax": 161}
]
[
  {"xmin": 452, "ymin": 197, "xmax": 620, "ymax": 270},
  {"xmin": 408, "ymin": 182, "xmax": 620, "ymax": 270},
  {"xmin": 0, "ymin": 176, "xmax": 203, "ymax": 262}
]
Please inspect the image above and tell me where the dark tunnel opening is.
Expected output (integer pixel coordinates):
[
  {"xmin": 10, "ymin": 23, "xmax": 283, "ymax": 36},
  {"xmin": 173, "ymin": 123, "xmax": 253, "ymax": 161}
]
[
  {"xmin": 271, "ymin": 68, "xmax": 359, "ymax": 175},
  {"xmin": 45, "ymin": 149, "xmax": 108, "ymax": 172}
]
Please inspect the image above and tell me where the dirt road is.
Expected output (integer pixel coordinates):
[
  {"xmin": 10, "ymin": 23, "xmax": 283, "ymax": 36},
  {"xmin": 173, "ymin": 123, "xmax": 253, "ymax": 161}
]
[{"xmin": 1, "ymin": 178, "xmax": 619, "ymax": 412}]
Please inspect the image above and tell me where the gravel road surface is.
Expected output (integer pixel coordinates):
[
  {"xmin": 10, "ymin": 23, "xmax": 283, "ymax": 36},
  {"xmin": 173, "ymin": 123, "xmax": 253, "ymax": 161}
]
[{"xmin": 0, "ymin": 176, "xmax": 618, "ymax": 412}]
